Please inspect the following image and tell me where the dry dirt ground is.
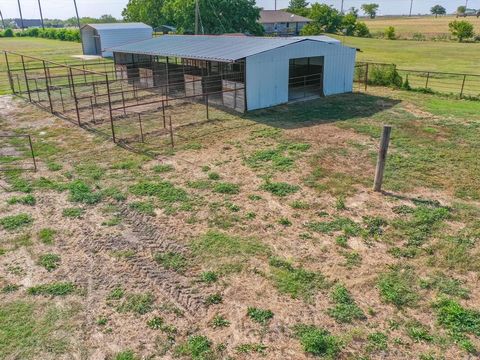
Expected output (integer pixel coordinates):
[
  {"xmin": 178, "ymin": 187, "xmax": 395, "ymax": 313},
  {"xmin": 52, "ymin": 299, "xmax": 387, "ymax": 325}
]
[{"xmin": 1, "ymin": 89, "xmax": 480, "ymax": 360}]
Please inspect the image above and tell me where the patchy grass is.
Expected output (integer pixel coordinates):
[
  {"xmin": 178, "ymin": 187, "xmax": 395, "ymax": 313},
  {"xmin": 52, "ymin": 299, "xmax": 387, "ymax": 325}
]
[
  {"xmin": 420, "ymin": 273, "xmax": 470, "ymax": 299},
  {"xmin": 269, "ymin": 257, "xmax": 328, "ymax": 301},
  {"xmin": 129, "ymin": 181, "xmax": 188, "ymax": 203},
  {"xmin": 38, "ymin": 253, "xmax": 61, "ymax": 271},
  {"xmin": 68, "ymin": 180, "xmax": 103, "ymax": 205},
  {"xmin": 117, "ymin": 293, "xmax": 154, "ymax": 315},
  {"xmin": 247, "ymin": 307, "xmax": 274, "ymax": 325},
  {"xmin": 293, "ymin": 324, "xmax": 342, "ymax": 358},
  {"xmin": 175, "ymin": 335, "xmax": 213, "ymax": 360},
  {"xmin": 327, "ymin": 284, "xmax": 365, "ymax": 324},
  {"xmin": 154, "ymin": 252, "xmax": 187, "ymax": 273},
  {"xmin": 0, "ymin": 214, "xmax": 33, "ymax": 231},
  {"xmin": 0, "ymin": 300, "xmax": 76, "ymax": 358},
  {"xmin": 213, "ymin": 182, "xmax": 240, "ymax": 195},
  {"xmin": 129, "ymin": 201, "xmax": 156, "ymax": 216},
  {"xmin": 27, "ymin": 282, "xmax": 76, "ymax": 297},
  {"xmin": 62, "ymin": 207, "xmax": 84, "ymax": 218},
  {"xmin": 367, "ymin": 331, "xmax": 388, "ymax": 352},
  {"xmin": 211, "ymin": 314, "xmax": 230, "ymax": 328},
  {"xmin": 235, "ymin": 343, "xmax": 267, "ymax": 354},
  {"xmin": 38, "ymin": 228, "xmax": 56, "ymax": 244},
  {"xmin": 261, "ymin": 181, "xmax": 299, "ymax": 197},
  {"xmin": 377, "ymin": 265, "xmax": 419, "ymax": 308},
  {"xmin": 7, "ymin": 194, "xmax": 36, "ymax": 206},
  {"xmin": 152, "ymin": 164, "xmax": 174, "ymax": 173}
]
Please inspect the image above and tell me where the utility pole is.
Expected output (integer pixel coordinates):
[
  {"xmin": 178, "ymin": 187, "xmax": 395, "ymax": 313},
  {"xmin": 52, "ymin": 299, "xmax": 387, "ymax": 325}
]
[
  {"xmin": 274, "ymin": 0, "xmax": 277, "ymax": 11},
  {"xmin": 409, "ymin": 0, "xmax": 413, "ymax": 16},
  {"xmin": 38, "ymin": 0, "xmax": 44, "ymax": 29},
  {"xmin": 341, "ymin": 0, "xmax": 345, "ymax": 14},
  {"xmin": 0, "ymin": 10, "xmax": 5, "ymax": 29},
  {"xmin": 73, "ymin": 0, "xmax": 81, "ymax": 29},
  {"xmin": 17, "ymin": 0, "xmax": 24, "ymax": 29},
  {"xmin": 195, "ymin": 0, "xmax": 199, "ymax": 35}
]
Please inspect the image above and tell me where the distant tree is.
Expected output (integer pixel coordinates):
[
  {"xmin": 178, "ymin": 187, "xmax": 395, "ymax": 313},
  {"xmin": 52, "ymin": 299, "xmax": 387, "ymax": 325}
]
[
  {"xmin": 122, "ymin": 0, "xmax": 167, "ymax": 28},
  {"xmin": 162, "ymin": 0, "xmax": 263, "ymax": 35},
  {"xmin": 302, "ymin": 3, "xmax": 343, "ymax": 34},
  {"xmin": 457, "ymin": 6, "xmax": 467, "ymax": 15},
  {"xmin": 349, "ymin": 7, "xmax": 359, "ymax": 18},
  {"xmin": 342, "ymin": 13, "xmax": 358, "ymax": 36},
  {"xmin": 4, "ymin": 28, "xmax": 14, "ymax": 37},
  {"xmin": 430, "ymin": 5, "xmax": 446, "ymax": 18},
  {"xmin": 361, "ymin": 3, "xmax": 379, "ymax": 19},
  {"xmin": 99, "ymin": 14, "xmax": 119, "ymax": 23},
  {"xmin": 288, "ymin": 0, "xmax": 310, "ymax": 17},
  {"xmin": 449, "ymin": 20, "xmax": 475, "ymax": 42},
  {"xmin": 384, "ymin": 26, "xmax": 396, "ymax": 40}
]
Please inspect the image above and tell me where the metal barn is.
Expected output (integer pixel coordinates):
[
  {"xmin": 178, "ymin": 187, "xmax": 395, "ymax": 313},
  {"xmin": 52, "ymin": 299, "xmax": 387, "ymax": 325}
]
[
  {"xmin": 109, "ymin": 35, "xmax": 356, "ymax": 112},
  {"xmin": 81, "ymin": 23, "xmax": 153, "ymax": 58}
]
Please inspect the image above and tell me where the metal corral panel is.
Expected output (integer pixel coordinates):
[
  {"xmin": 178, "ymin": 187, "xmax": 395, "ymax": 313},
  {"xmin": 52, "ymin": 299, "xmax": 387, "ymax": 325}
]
[
  {"xmin": 82, "ymin": 23, "xmax": 153, "ymax": 57},
  {"xmin": 245, "ymin": 40, "xmax": 356, "ymax": 110},
  {"xmin": 108, "ymin": 35, "xmax": 340, "ymax": 62}
]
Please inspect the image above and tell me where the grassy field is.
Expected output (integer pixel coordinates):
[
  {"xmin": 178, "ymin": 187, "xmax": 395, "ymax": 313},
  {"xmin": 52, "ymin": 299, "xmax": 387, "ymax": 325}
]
[
  {"xmin": 363, "ymin": 15, "xmax": 480, "ymax": 39},
  {"xmin": 1, "ymin": 74, "xmax": 480, "ymax": 359}
]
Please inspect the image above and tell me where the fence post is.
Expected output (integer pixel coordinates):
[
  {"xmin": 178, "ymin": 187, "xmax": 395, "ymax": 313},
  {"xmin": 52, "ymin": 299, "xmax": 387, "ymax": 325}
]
[
  {"xmin": 205, "ymin": 94, "xmax": 209, "ymax": 120},
  {"xmin": 138, "ymin": 113, "xmax": 144, "ymax": 143},
  {"xmin": 27, "ymin": 135, "xmax": 37, "ymax": 172},
  {"xmin": 373, "ymin": 125, "xmax": 392, "ymax": 192},
  {"xmin": 69, "ymin": 68, "xmax": 81, "ymax": 126},
  {"xmin": 364, "ymin": 63, "xmax": 369, "ymax": 91},
  {"xmin": 162, "ymin": 100, "xmax": 166, "ymax": 128},
  {"xmin": 4, "ymin": 52, "xmax": 15, "ymax": 94},
  {"xmin": 105, "ymin": 74, "xmax": 116, "ymax": 143},
  {"xmin": 425, "ymin": 72, "xmax": 430, "ymax": 89},
  {"xmin": 169, "ymin": 115, "xmax": 174, "ymax": 148},
  {"xmin": 42, "ymin": 60, "xmax": 54, "ymax": 113},
  {"xmin": 460, "ymin": 74, "xmax": 467, "ymax": 98},
  {"xmin": 20, "ymin": 55, "xmax": 32, "ymax": 102}
]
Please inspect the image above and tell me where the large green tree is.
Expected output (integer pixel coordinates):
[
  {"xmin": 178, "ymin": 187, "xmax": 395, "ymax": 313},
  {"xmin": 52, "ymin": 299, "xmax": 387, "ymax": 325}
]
[
  {"xmin": 287, "ymin": 0, "xmax": 310, "ymax": 17},
  {"xmin": 122, "ymin": 0, "xmax": 167, "ymax": 29},
  {"xmin": 163, "ymin": 0, "xmax": 263, "ymax": 34},
  {"xmin": 302, "ymin": 4, "xmax": 343, "ymax": 34},
  {"xmin": 430, "ymin": 5, "xmax": 446, "ymax": 18}
]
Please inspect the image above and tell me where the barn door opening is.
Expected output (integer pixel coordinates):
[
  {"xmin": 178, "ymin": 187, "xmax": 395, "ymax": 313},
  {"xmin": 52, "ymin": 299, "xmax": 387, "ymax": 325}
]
[{"xmin": 288, "ymin": 56, "xmax": 324, "ymax": 101}]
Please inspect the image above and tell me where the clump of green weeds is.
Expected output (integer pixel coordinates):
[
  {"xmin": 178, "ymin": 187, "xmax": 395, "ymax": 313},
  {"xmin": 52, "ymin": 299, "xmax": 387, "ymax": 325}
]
[
  {"xmin": 199, "ymin": 271, "xmax": 218, "ymax": 283},
  {"xmin": 68, "ymin": 180, "xmax": 102, "ymax": 204},
  {"xmin": 0, "ymin": 213, "xmax": 33, "ymax": 231},
  {"xmin": 327, "ymin": 284, "xmax": 365, "ymax": 323},
  {"xmin": 153, "ymin": 164, "xmax": 174, "ymax": 173},
  {"xmin": 377, "ymin": 265, "xmax": 419, "ymax": 308},
  {"xmin": 293, "ymin": 324, "xmax": 342, "ymax": 358},
  {"xmin": 7, "ymin": 194, "xmax": 36, "ymax": 206},
  {"xmin": 130, "ymin": 181, "xmax": 187, "ymax": 203},
  {"xmin": 175, "ymin": 335, "xmax": 213, "ymax": 360},
  {"xmin": 420, "ymin": 272, "xmax": 470, "ymax": 299},
  {"xmin": 129, "ymin": 201, "xmax": 156, "ymax": 216},
  {"xmin": 405, "ymin": 321, "xmax": 433, "ymax": 343},
  {"xmin": 38, "ymin": 253, "xmax": 61, "ymax": 271},
  {"xmin": 211, "ymin": 314, "xmax": 230, "ymax": 328},
  {"xmin": 114, "ymin": 350, "xmax": 138, "ymax": 360},
  {"xmin": 205, "ymin": 293, "xmax": 223, "ymax": 306},
  {"xmin": 367, "ymin": 331, "xmax": 388, "ymax": 352},
  {"xmin": 154, "ymin": 252, "xmax": 187, "ymax": 272},
  {"xmin": 62, "ymin": 207, "xmax": 84, "ymax": 218},
  {"xmin": 235, "ymin": 343, "xmax": 267, "ymax": 354},
  {"xmin": 27, "ymin": 282, "xmax": 76, "ymax": 296},
  {"xmin": 207, "ymin": 172, "xmax": 220, "ymax": 180},
  {"xmin": 247, "ymin": 307, "xmax": 274, "ymax": 325},
  {"xmin": 261, "ymin": 181, "xmax": 299, "ymax": 197},
  {"xmin": 269, "ymin": 257, "xmax": 328, "ymax": 300},
  {"xmin": 117, "ymin": 293, "xmax": 155, "ymax": 315},
  {"xmin": 213, "ymin": 182, "xmax": 240, "ymax": 194},
  {"xmin": 38, "ymin": 228, "xmax": 56, "ymax": 244}
]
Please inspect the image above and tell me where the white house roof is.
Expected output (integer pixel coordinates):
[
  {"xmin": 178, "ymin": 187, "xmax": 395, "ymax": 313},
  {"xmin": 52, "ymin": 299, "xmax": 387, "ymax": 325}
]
[
  {"xmin": 109, "ymin": 34, "xmax": 341, "ymax": 62},
  {"xmin": 259, "ymin": 10, "xmax": 312, "ymax": 23},
  {"xmin": 82, "ymin": 22, "xmax": 152, "ymax": 31}
]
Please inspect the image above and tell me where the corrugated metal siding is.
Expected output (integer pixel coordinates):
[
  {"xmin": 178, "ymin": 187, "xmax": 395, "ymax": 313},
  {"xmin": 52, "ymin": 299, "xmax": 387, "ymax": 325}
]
[
  {"xmin": 245, "ymin": 40, "xmax": 356, "ymax": 110},
  {"xmin": 99, "ymin": 28, "xmax": 153, "ymax": 57}
]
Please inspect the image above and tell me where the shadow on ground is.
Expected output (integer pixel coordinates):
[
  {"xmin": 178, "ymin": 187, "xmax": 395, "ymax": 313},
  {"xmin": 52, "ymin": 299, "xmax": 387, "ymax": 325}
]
[{"xmin": 245, "ymin": 92, "xmax": 402, "ymax": 129}]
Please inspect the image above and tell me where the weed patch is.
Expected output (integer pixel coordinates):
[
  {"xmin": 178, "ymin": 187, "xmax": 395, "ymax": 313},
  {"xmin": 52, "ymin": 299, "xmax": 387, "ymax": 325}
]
[
  {"xmin": 27, "ymin": 282, "xmax": 76, "ymax": 296},
  {"xmin": 154, "ymin": 252, "xmax": 187, "ymax": 273},
  {"xmin": 175, "ymin": 335, "xmax": 213, "ymax": 360},
  {"xmin": 62, "ymin": 207, "xmax": 84, "ymax": 218},
  {"xmin": 261, "ymin": 181, "xmax": 299, "ymax": 197},
  {"xmin": 420, "ymin": 273, "xmax": 470, "ymax": 299},
  {"xmin": 38, "ymin": 253, "xmax": 61, "ymax": 271},
  {"xmin": 130, "ymin": 181, "xmax": 188, "ymax": 203},
  {"xmin": 0, "ymin": 214, "xmax": 33, "ymax": 231},
  {"xmin": 152, "ymin": 164, "xmax": 174, "ymax": 173},
  {"xmin": 377, "ymin": 265, "xmax": 419, "ymax": 308},
  {"xmin": 405, "ymin": 321, "xmax": 433, "ymax": 343},
  {"xmin": 327, "ymin": 284, "xmax": 365, "ymax": 323},
  {"xmin": 269, "ymin": 257, "xmax": 328, "ymax": 300},
  {"xmin": 68, "ymin": 180, "xmax": 102, "ymax": 205},
  {"xmin": 367, "ymin": 331, "xmax": 388, "ymax": 352},
  {"xmin": 293, "ymin": 324, "xmax": 342, "ymax": 358},
  {"xmin": 7, "ymin": 194, "xmax": 36, "ymax": 206},
  {"xmin": 211, "ymin": 314, "xmax": 230, "ymax": 328},
  {"xmin": 117, "ymin": 293, "xmax": 154, "ymax": 315},
  {"xmin": 129, "ymin": 201, "xmax": 156, "ymax": 216},
  {"xmin": 235, "ymin": 343, "xmax": 267, "ymax": 354},
  {"xmin": 213, "ymin": 182, "xmax": 240, "ymax": 194},
  {"xmin": 247, "ymin": 307, "xmax": 274, "ymax": 325}
]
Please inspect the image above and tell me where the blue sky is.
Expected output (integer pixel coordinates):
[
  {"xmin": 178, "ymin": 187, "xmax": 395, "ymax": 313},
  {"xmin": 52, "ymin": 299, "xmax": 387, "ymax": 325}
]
[{"xmin": 0, "ymin": 0, "xmax": 477, "ymax": 20}]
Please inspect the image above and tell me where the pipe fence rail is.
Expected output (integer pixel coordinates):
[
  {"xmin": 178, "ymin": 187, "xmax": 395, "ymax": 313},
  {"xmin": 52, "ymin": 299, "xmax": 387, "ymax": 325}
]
[{"xmin": 0, "ymin": 134, "xmax": 37, "ymax": 171}]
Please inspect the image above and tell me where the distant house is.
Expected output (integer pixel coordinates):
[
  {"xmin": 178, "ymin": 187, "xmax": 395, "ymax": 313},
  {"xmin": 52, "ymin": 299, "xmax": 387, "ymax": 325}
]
[
  {"xmin": 81, "ymin": 23, "xmax": 153, "ymax": 57},
  {"xmin": 12, "ymin": 19, "xmax": 43, "ymax": 29},
  {"xmin": 259, "ymin": 10, "xmax": 312, "ymax": 36}
]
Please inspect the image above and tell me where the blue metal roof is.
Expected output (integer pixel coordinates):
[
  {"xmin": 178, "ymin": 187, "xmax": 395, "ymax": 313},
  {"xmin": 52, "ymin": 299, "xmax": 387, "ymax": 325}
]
[{"xmin": 108, "ymin": 35, "xmax": 341, "ymax": 62}]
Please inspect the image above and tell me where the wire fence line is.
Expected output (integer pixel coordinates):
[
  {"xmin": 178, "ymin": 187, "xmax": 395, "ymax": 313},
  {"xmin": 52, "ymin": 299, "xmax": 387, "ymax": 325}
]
[{"xmin": 354, "ymin": 62, "xmax": 480, "ymax": 100}]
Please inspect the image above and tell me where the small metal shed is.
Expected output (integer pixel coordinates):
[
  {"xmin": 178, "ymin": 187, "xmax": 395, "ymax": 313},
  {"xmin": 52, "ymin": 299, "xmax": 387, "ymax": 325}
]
[
  {"xmin": 81, "ymin": 23, "xmax": 153, "ymax": 58},
  {"xmin": 109, "ymin": 35, "xmax": 356, "ymax": 111}
]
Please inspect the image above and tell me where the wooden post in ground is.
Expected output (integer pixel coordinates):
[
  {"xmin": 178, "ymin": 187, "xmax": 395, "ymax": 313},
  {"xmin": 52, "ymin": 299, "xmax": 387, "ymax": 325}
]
[
  {"xmin": 373, "ymin": 125, "xmax": 392, "ymax": 192},
  {"xmin": 364, "ymin": 63, "xmax": 369, "ymax": 91}
]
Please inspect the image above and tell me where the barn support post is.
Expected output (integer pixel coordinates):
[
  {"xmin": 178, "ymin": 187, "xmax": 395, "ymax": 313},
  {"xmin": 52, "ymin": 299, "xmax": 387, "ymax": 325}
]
[
  {"xmin": 373, "ymin": 125, "xmax": 392, "ymax": 192},
  {"xmin": 4, "ymin": 52, "xmax": 15, "ymax": 94},
  {"xmin": 42, "ymin": 60, "xmax": 54, "ymax": 113},
  {"xmin": 20, "ymin": 55, "xmax": 32, "ymax": 101},
  {"xmin": 460, "ymin": 75, "xmax": 467, "ymax": 98},
  {"xmin": 69, "ymin": 68, "xmax": 81, "ymax": 126},
  {"xmin": 105, "ymin": 74, "xmax": 116, "ymax": 143}
]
